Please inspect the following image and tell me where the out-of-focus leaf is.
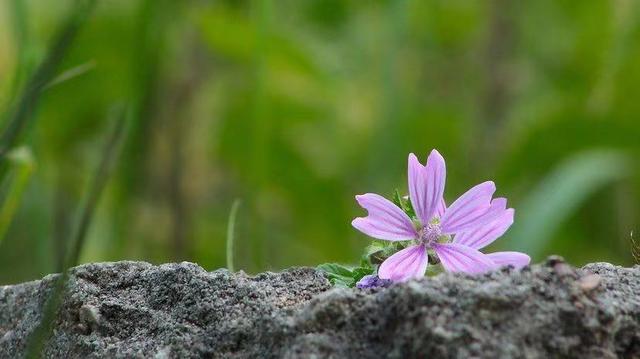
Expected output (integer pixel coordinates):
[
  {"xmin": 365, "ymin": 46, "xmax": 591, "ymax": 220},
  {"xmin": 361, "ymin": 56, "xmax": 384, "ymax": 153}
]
[
  {"xmin": 193, "ymin": 5, "xmax": 323, "ymax": 77},
  {"xmin": 25, "ymin": 105, "xmax": 127, "ymax": 358},
  {"xmin": 7, "ymin": 0, "xmax": 34, "ymax": 99},
  {"xmin": 317, "ymin": 262, "xmax": 374, "ymax": 288},
  {"xmin": 0, "ymin": 0, "xmax": 96, "ymax": 178},
  {"xmin": 505, "ymin": 150, "xmax": 631, "ymax": 258},
  {"xmin": 193, "ymin": 6, "xmax": 254, "ymax": 61},
  {"xmin": 42, "ymin": 60, "xmax": 96, "ymax": 90},
  {"xmin": 0, "ymin": 146, "xmax": 35, "ymax": 244}
]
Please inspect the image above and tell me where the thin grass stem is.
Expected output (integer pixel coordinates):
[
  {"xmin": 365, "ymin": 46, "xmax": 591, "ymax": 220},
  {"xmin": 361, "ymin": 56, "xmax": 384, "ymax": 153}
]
[
  {"xmin": 24, "ymin": 106, "xmax": 128, "ymax": 358},
  {"xmin": 226, "ymin": 199, "xmax": 242, "ymax": 272}
]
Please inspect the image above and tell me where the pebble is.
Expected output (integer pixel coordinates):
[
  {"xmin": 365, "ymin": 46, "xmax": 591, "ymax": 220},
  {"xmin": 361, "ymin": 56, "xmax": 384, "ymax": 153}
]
[{"xmin": 578, "ymin": 274, "xmax": 601, "ymax": 292}]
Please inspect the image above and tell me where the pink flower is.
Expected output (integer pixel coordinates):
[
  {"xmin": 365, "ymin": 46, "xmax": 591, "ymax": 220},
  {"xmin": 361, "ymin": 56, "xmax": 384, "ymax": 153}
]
[{"xmin": 352, "ymin": 150, "xmax": 530, "ymax": 282}]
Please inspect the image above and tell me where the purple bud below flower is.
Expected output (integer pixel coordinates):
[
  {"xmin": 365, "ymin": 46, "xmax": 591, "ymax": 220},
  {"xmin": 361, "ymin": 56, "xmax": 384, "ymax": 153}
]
[{"xmin": 356, "ymin": 274, "xmax": 392, "ymax": 289}]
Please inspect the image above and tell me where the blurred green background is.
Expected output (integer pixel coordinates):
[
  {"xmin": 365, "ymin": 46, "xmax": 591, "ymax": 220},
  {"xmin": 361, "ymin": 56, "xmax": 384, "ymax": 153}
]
[{"xmin": 0, "ymin": 0, "xmax": 638, "ymax": 284}]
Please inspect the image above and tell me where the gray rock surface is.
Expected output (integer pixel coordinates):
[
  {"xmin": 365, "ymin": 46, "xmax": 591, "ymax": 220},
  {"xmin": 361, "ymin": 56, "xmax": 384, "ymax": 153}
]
[{"xmin": 0, "ymin": 257, "xmax": 638, "ymax": 358}]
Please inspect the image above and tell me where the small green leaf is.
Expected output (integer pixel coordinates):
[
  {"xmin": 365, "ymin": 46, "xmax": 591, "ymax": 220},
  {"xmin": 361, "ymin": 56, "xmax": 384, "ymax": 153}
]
[
  {"xmin": 351, "ymin": 266, "xmax": 374, "ymax": 283},
  {"xmin": 317, "ymin": 262, "xmax": 374, "ymax": 288},
  {"xmin": 392, "ymin": 189, "xmax": 404, "ymax": 208},
  {"xmin": 363, "ymin": 240, "xmax": 410, "ymax": 265},
  {"xmin": 363, "ymin": 241, "xmax": 386, "ymax": 264},
  {"xmin": 317, "ymin": 263, "xmax": 353, "ymax": 277},
  {"xmin": 330, "ymin": 278, "xmax": 351, "ymax": 288},
  {"xmin": 364, "ymin": 241, "xmax": 386, "ymax": 255},
  {"xmin": 393, "ymin": 189, "xmax": 416, "ymax": 219}
]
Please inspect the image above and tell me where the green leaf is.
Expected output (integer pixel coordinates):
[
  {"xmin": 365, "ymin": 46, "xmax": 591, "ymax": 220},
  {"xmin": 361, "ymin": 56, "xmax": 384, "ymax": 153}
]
[
  {"xmin": 362, "ymin": 241, "xmax": 385, "ymax": 263},
  {"xmin": 317, "ymin": 263, "xmax": 353, "ymax": 277},
  {"xmin": 317, "ymin": 263, "xmax": 354, "ymax": 286},
  {"xmin": 393, "ymin": 189, "xmax": 416, "ymax": 219},
  {"xmin": 317, "ymin": 262, "xmax": 374, "ymax": 288},
  {"xmin": 392, "ymin": 189, "xmax": 404, "ymax": 208},
  {"xmin": 0, "ymin": 0, "xmax": 97, "ymax": 181},
  {"xmin": 351, "ymin": 266, "xmax": 374, "ymax": 284},
  {"xmin": 330, "ymin": 278, "xmax": 352, "ymax": 288},
  {"xmin": 0, "ymin": 146, "xmax": 35, "ymax": 245},
  {"xmin": 194, "ymin": 4, "xmax": 323, "ymax": 78}
]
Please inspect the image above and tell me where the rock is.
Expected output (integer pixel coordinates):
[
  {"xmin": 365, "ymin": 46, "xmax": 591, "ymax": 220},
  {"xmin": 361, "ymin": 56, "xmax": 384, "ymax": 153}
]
[
  {"xmin": 0, "ymin": 259, "xmax": 638, "ymax": 358},
  {"xmin": 578, "ymin": 274, "xmax": 601, "ymax": 292}
]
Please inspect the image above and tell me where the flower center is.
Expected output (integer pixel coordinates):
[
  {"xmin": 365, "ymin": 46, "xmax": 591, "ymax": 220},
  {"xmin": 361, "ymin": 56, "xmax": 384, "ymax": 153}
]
[{"xmin": 418, "ymin": 223, "xmax": 442, "ymax": 246}]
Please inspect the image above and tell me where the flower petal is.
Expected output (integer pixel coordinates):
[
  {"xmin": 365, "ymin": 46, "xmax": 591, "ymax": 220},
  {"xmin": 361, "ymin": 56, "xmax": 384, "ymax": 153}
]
[
  {"xmin": 407, "ymin": 153, "xmax": 430, "ymax": 224},
  {"xmin": 453, "ymin": 207, "xmax": 514, "ymax": 250},
  {"xmin": 436, "ymin": 198, "xmax": 446, "ymax": 219},
  {"xmin": 352, "ymin": 193, "xmax": 417, "ymax": 241},
  {"xmin": 423, "ymin": 150, "xmax": 446, "ymax": 221},
  {"xmin": 378, "ymin": 244, "xmax": 428, "ymax": 282},
  {"xmin": 486, "ymin": 251, "xmax": 531, "ymax": 269},
  {"xmin": 440, "ymin": 181, "xmax": 496, "ymax": 234},
  {"xmin": 433, "ymin": 243, "xmax": 496, "ymax": 274}
]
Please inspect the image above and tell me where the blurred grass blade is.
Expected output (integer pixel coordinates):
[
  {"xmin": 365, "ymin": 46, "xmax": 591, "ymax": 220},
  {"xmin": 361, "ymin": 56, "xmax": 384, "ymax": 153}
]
[
  {"xmin": 7, "ymin": 0, "xmax": 32, "ymax": 99},
  {"xmin": 226, "ymin": 199, "xmax": 242, "ymax": 272},
  {"xmin": 0, "ymin": 0, "xmax": 97, "ymax": 162},
  {"xmin": 42, "ymin": 60, "xmax": 97, "ymax": 90},
  {"xmin": 25, "ymin": 106, "xmax": 128, "ymax": 358},
  {"xmin": 66, "ymin": 107, "xmax": 128, "ymax": 267},
  {"xmin": 631, "ymin": 231, "xmax": 639, "ymax": 264},
  {"xmin": 0, "ymin": 146, "xmax": 35, "ymax": 244},
  {"xmin": 506, "ymin": 150, "xmax": 630, "ymax": 258}
]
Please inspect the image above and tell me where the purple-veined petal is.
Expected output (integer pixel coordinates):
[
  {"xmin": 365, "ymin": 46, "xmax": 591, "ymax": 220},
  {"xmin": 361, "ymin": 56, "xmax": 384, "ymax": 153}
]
[
  {"xmin": 352, "ymin": 193, "xmax": 417, "ymax": 241},
  {"xmin": 453, "ymin": 207, "xmax": 514, "ymax": 250},
  {"xmin": 440, "ymin": 181, "xmax": 496, "ymax": 234},
  {"xmin": 408, "ymin": 153, "xmax": 430, "ymax": 225},
  {"xmin": 422, "ymin": 149, "xmax": 446, "ymax": 221},
  {"xmin": 433, "ymin": 243, "xmax": 496, "ymax": 274},
  {"xmin": 486, "ymin": 251, "xmax": 530, "ymax": 269},
  {"xmin": 436, "ymin": 198, "xmax": 446, "ymax": 219},
  {"xmin": 456, "ymin": 197, "xmax": 510, "ymax": 233},
  {"xmin": 378, "ymin": 244, "xmax": 428, "ymax": 282}
]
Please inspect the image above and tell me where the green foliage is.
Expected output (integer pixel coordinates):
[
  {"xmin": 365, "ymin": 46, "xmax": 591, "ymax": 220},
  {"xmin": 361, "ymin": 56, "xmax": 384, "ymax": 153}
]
[
  {"xmin": 504, "ymin": 150, "xmax": 631, "ymax": 258},
  {"xmin": 319, "ymin": 237, "xmax": 409, "ymax": 288},
  {"xmin": 393, "ymin": 189, "xmax": 416, "ymax": 220},
  {"xmin": 0, "ymin": 1, "xmax": 639, "ymax": 284},
  {"xmin": 0, "ymin": 147, "xmax": 35, "ymax": 244},
  {"xmin": 317, "ymin": 262, "xmax": 373, "ymax": 288},
  {"xmin": 25, "ymin": 107, "xmax": 127, "ymax": 358},
  {"xmin": 0, "ymin": 0, "xmax": 96, "ymax": 163}
]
